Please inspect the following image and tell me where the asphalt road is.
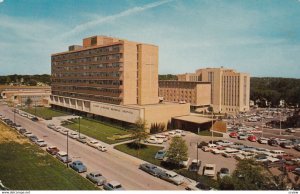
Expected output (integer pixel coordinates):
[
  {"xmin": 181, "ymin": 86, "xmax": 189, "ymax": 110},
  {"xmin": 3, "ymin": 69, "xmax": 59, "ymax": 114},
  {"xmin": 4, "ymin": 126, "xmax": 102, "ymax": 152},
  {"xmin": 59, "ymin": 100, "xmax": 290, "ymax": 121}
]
[{"xmin": 0, "ymin": 104, "xmax": 183, "ymax": 190}]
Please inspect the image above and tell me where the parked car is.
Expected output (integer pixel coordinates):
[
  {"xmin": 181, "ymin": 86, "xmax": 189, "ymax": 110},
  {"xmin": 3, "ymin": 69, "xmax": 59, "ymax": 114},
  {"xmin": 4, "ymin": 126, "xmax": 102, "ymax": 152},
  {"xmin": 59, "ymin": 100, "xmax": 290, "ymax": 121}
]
[
  {"xmin": 295, "ymin": 168, "xmax": 300, "ymax": 176},
  {"xmin": 203, "ymin": 164, "xmax": 216, "ymax": 177},
  {"xmin": 68, "ymin": 132, "xmax": 79, "ymax": 139},
  {"xmin": 35, "ymin": 139, "xmax": 47, "ymax": 147},
  {"xmin": 238, "ymin": 134, "xmax": 247, "ymax": 140},
  {"xmin": 155, "ymin": 134, "xmax": 169, "ymax": 142},
  {"xmin": 295, "ymin": 144, "xmax": 300, "ymax": 152},
  {"xmin": 155, "ymin": 150, "xmax": 167, "ymax": 160},
  {"xmin": 280, "ymin": 161, "xmax": 298, "ymax": 172},
  {"xmin": 222, "ymin": 152, "xmax": 232, "ymax": 158},
  {"xmin": 87, "ymin": 140, "xmax": 101, "ymax": 148},
  {"xmin": 229, "ymin": 132, "xmax": 238, "ymax": 138},
  {"xmin": 53, "ymin": 126, "xmax": 62, "ymax": 132},
  {"xmin": 255, "ymin": 155, "xmax": 268, "ymax": 162},
  {"xmin": 97, "ymin": 145, "xmax": 107, "ymax": 152},
  {"xmin": 179, "ymin": 157, "xmax": 190, "ymax": 168},
  {"xmin": 258, "ymin": 137, "xmax": 269, "ymax": 144},
  {"xmin": 175, "ymin": 129, "xmax": 186, "ymax": 136},
  {"xmin": 60, "ymin": 129, "xmax": 69, "ymax": 135},
  {"xmin": 280, "ymin": 142, "xmax": 293, "ymax": 149},
  {"xmin": 286, "ymin": 128, "xmax": 296, "ymax": 133},
  {"xmin": 248, "ymin": 135, "xmax": 257, "ymax": 142},
  {"xmin": 146, "ymin": 136, "xmax": 162, "ymax": 144},
  {"xmin": 218, "ymin": 168, "xmax": 230, "ymax": 179},
  {"xmin": 86, "ymin": 172, "xmax": 107, "ymax": 186},
  {"xmin": 139, "ymin": 163, "xmax": 164, "ymax": 177},
  {"xmin": 268, "ymin": 139, "xmax": 279, "ymax": 147},
  {"xmin": 47, "ymin": 124, "xmax": 55, "ymax": 129},
  {"xmin": 103, "ymin": 181, "xmax": 124, "ymax": 190},
  {"xmin": 158, "ymin": 170, "xmax": 185, "ymax": 185},
  {"xmin": 19, "ymin": 128, "xmax": 27, "ymax": 134},
  {"xmin": 69, "ymin": 160, "xmax": 87, "ymax": 173},
  {"xmin": 46, "ymin": 146, "xmax": 60, "ymax": 155},
  {"xmin": 29, "ymin": 135, "xmax": 38, "ymax": 142},
  {"xmin": 31, "ymin": 117, "xmax": 39, "ymax": 122},
  {"xmin": 24, "ymin": 132, "xmax": 33, "ymax": 137},
  {"xmin": 185, "ymin": 182, "xmax": 213, "ymax": 190},
  {"xmin": 77, "ymin": 136, "xmax": 88, "ymax": 144},
  {"xmin": 56, "ymin": 151, "xmax": 72, "ymax": 163},
  {"xmin": 188, "ymin": 159, "xmax": 201, "ymax": 172}
]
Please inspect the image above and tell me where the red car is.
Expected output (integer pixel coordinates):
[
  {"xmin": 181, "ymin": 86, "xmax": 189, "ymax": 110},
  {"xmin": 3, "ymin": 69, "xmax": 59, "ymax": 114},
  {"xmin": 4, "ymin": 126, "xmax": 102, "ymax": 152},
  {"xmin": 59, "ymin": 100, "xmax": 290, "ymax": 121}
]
[
  {"xmin": 248, "ymin": 135, "xmax": 257, "ymax": 142},
  {"xmin": 281, "ymin": 161, "xmax": 298, "ymax": 172},
  {"xmin": 46, "ymin": 146, "xmax": 60, "ymax": 155},
  {"xmin": 229, "ymin": 132, "xmax": 238, "ymax": 138}
]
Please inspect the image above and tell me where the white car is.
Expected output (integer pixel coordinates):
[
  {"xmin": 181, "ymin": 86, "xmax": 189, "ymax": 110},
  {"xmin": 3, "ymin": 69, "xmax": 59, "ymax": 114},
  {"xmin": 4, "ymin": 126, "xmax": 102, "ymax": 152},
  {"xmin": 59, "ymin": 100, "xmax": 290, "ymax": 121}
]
[
  {"xmin": 68, "ymin": 132, "xmax": 79, "ymax": 139},
  {"xmin": 35, "ymin": 139, "xmax": 47, "ymax": 147},
  {"xmin": 211, "ymin": 148, "xmax": 225, "ymax": 154},
  {"xmin": 87, "ymin": 140, "xmax": 101, "ymax": 148},
  {"xmin": 175, "ymin": 129, "xmax": 186, "ymax": 136},
  {"xmin": 60, "ymin": 129, "xmax": 69, "ymax": 135},
  {"xmin": 216, "ymin": 141, "xmax": 234, "ymax": 147},
  {"xmin": 179, "ymin": 157, "xmax": 190, "ymax": 167},
  {"xmin": 286, "ymin": 128, "xmax": 296, "ymax": 133},
  {"xmin": 47, "ymin": 124, "xmax": 56, "ymax": 129},
  {"xmin": 146, "ymin": 136, "xmax": 163, "ymax": 144},
  {"xmin": 155, "ymin": 134, "xmax": 169, "ymax": 142},
  {"xmin": 24, "ymin": 132, "xmax": 33, "ymax": 137},
  {"xmin": 97, "ymin": 145, "xmax": 107, "ymax": 152},
  {"xmin": 168, "ymin": 131, "xmax": 177, "ymax": 136},
  {"xmin": 258, "ymin": 137, "xmax": 269, "ymax": 144},
  {"xmin": 203, "ymin": 164, "xmax": 216, "ymax": 177}
]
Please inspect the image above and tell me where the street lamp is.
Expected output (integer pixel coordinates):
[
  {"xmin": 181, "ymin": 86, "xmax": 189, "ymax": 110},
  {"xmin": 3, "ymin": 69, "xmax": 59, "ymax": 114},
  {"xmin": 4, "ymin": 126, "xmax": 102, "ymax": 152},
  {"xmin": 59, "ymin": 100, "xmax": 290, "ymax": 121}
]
[
  {"xmin": 66, "ymin": 130, "xmax": 69, "ymax": 168},
  {"xmin": 190, "ymin": 141, "xmax": 200, "ymax": 182},
  {"xmin": 78, "ymin": 116, "xmax": 81, "ymax": 138}
]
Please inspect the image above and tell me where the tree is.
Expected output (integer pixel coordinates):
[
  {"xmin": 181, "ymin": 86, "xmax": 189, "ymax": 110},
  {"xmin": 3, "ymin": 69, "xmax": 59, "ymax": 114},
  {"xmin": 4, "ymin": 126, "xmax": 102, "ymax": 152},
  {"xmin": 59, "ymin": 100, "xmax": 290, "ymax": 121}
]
[
  {"xmin": 131, "ymin": 118, "xmax": 149, "ymax": 157},
  {"xmin": 232, "ymin": 159, "xmax": 284, "ymax": 190},
  {"xmin": 166, "ymin": 136, "xmax": 188, "ymax": 167},
  {"xmin": 25, "ymin": 97, "xmax": 33, "ymax": 108}
]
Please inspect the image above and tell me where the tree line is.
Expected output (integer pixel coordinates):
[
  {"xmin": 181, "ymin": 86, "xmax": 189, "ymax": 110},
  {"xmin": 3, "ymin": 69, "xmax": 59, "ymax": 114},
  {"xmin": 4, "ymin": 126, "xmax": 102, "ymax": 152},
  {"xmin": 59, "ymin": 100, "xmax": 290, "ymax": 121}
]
[{"xmin": 0, "ymin": 74, "xmax": 51, "ymax": 86}]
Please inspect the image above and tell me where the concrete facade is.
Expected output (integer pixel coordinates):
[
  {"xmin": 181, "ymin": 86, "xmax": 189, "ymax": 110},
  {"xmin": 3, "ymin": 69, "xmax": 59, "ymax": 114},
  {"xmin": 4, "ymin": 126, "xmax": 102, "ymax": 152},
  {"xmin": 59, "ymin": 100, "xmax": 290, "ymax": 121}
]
[
  {"xmin": 50, "ymin": 36, "xmax": 189, "ymax": 130},
  {"xmin": 158, "ymin": 81, "xmax": 211, "ymax": 107},
  {"xmin": 178, "ymin": 67, "xmax": 250, "ymax": 114},
  {"xmin": 0, "ymin": 85, "xmax": 51, "ymax": 107}
]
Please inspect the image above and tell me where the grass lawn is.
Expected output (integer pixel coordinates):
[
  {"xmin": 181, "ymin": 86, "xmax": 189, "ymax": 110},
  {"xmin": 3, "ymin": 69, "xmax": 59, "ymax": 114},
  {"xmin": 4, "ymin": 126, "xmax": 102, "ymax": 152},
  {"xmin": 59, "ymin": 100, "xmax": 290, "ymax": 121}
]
[
  {"xmin": 114, "ymin": 143, "xmax": 164, "ymax": 166},
  {"xmin": 22, "ymin": 107, "xmax": 68, "ymax": 120},
  {"xmin": 198, "ymin": 130, "xmax": 223, "ymax": 137},
  {"xmin": 63, "ymin": 118, "xmax": 132, "ymax": 144},
  {"xmin": 0, "ymin": 123, "xmax": 98, "ymax": 190}
]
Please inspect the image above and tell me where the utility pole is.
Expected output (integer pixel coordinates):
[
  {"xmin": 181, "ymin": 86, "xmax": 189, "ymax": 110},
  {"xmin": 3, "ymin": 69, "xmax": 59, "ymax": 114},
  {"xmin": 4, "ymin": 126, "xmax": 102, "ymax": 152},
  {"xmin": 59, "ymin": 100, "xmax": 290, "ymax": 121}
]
[
  {"xmin": 67, "ymin": 130, "xmax": 69, "ymax": 168},
  {"xmin": 190, "ymin": 141, "xmax": 200, "ymax": 182}
]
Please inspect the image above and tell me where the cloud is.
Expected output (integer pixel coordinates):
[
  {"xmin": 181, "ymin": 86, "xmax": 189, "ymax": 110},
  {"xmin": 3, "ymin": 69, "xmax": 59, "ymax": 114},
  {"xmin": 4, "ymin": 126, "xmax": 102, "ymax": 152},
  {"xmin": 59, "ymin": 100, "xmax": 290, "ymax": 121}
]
[
  {"xmin": 59, "ymin": 0, "xmax": 173, "ymax": 39},
  {"xmin": 0, "ymin": 0, "xmax": 4, "ymax": 3}
]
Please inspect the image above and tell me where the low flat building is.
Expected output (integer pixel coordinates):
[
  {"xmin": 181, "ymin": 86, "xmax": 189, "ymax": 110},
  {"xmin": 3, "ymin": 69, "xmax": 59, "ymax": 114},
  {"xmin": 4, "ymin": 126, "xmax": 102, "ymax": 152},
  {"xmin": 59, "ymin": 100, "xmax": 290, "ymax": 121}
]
[
  {"xmin": 158, "ymin": 80, "xmax": 211, "ymax": 110},
  {"xmin": 0, "ymin": 85, "xmax": 51, "ymax": 107}
]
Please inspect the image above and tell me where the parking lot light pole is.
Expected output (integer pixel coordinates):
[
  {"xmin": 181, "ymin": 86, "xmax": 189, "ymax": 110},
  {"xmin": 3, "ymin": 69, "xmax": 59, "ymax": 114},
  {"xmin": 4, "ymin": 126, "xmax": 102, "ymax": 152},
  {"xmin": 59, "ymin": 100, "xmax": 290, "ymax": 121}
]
[
  {"xmin": 261, "ymin": 117, "xmax": 264, "ymax": 138},
  {"xmin": 279, "ymin": 112, "xmax": 282, "ymax": 136},
  {"xmin": 67, "ymin": 131, "xmax": 69, "ymax": 168},
  {"xmin": 190, "ymin": 141, "xmax": 200, "ymax": 182},
  {"xmin": 78, "ymin": 116, "xmax": 81, "ymax": 138},
  {"xmin": 211, "ymin": 111, "xmax": 214, "ymax": 142}
]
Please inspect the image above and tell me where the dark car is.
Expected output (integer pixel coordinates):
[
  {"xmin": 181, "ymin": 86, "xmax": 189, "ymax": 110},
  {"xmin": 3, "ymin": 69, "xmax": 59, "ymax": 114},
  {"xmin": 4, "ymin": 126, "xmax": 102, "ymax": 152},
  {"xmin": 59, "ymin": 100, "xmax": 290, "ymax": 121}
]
[
  {"xmin": 268, "ymin": 139, "xmax": 278, "ymax": 147},
  {"xmin": 19, "ymin": 128, "xmax": 27, "ymax": 134},
  {"xmin": 29, "ymin": 135, "xmax": 38, "ymax": 142},
  {"xmin": 188, "ymin": 159, "xmax": 201, "ymax": 172},
  {"xmin": 139, "ymin": 163, "xmax": 164, "ymax": 177},
  {"xmin": 31, "ymin": 117, "xmax": 39, "ymax": 122}
]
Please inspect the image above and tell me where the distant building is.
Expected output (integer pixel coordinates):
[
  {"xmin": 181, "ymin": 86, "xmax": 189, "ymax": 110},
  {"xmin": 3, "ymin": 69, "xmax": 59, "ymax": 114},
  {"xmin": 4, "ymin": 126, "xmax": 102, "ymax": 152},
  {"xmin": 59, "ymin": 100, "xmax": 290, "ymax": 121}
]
[
  {"xmin": 177, "ymin": 67, "xmax": 250, "ymax": 114},
  {"xmin": 50, "ymin": 35, "xmax": 189, "ymax": 131},
  {"xmin": 0, "ymin": 85, "xmax": 51, "ymax": 107},
  {"xmin": 158, "ymin": 80, "xmax": 211, "ymax": 110}
]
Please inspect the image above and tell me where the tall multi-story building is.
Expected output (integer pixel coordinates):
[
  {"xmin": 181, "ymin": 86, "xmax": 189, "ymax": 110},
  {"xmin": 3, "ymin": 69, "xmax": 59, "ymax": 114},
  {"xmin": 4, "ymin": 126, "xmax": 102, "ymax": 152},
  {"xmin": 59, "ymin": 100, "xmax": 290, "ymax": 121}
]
[
  {"xmin": 158, "ymin": 81, "xmax": 211, "ymax": 110},
  {"xmin": 178, "ymin": 67, "xmax": 250, "ymax": 114},
  {"xmin": 50, "ymin": 36, "xmax": 189, "ymax": 131}
]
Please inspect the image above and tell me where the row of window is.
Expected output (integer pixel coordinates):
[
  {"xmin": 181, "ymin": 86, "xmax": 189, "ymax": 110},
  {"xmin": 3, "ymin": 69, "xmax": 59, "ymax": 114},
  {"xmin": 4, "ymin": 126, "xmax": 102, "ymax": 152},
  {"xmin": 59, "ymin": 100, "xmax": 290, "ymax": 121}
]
[
  {"xmin": 52, "ymin": 86, "xmax": 122, "ymax": 94},
  {"xmin": 52, "ymin": 79, "xmax": 123, "ymax": 86},
  {"xmin": 52, "ymin": 45, "xmax": 123, "ymax": 61},
  {"xmin": 52, "ymin": 62, "xmax": 123, "ymax": 71},
  {"xmin": 52, "ymin": 53, "xmax": 123, "ymax": 66},
  {"xmin": 52, "ymin": 91, "xmax": 122, "ymax": 105},
  {"xmin": 52, "ymin": 72, "xmax": 121, "ymax": 78}
]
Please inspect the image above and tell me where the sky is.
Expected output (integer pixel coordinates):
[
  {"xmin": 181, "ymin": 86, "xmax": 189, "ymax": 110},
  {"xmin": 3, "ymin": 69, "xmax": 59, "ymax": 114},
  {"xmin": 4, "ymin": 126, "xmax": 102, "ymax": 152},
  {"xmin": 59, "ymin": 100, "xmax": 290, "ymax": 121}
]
[{"xmin": 0, "ymin": 0, "xmax": 300, "ymax": 78}]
